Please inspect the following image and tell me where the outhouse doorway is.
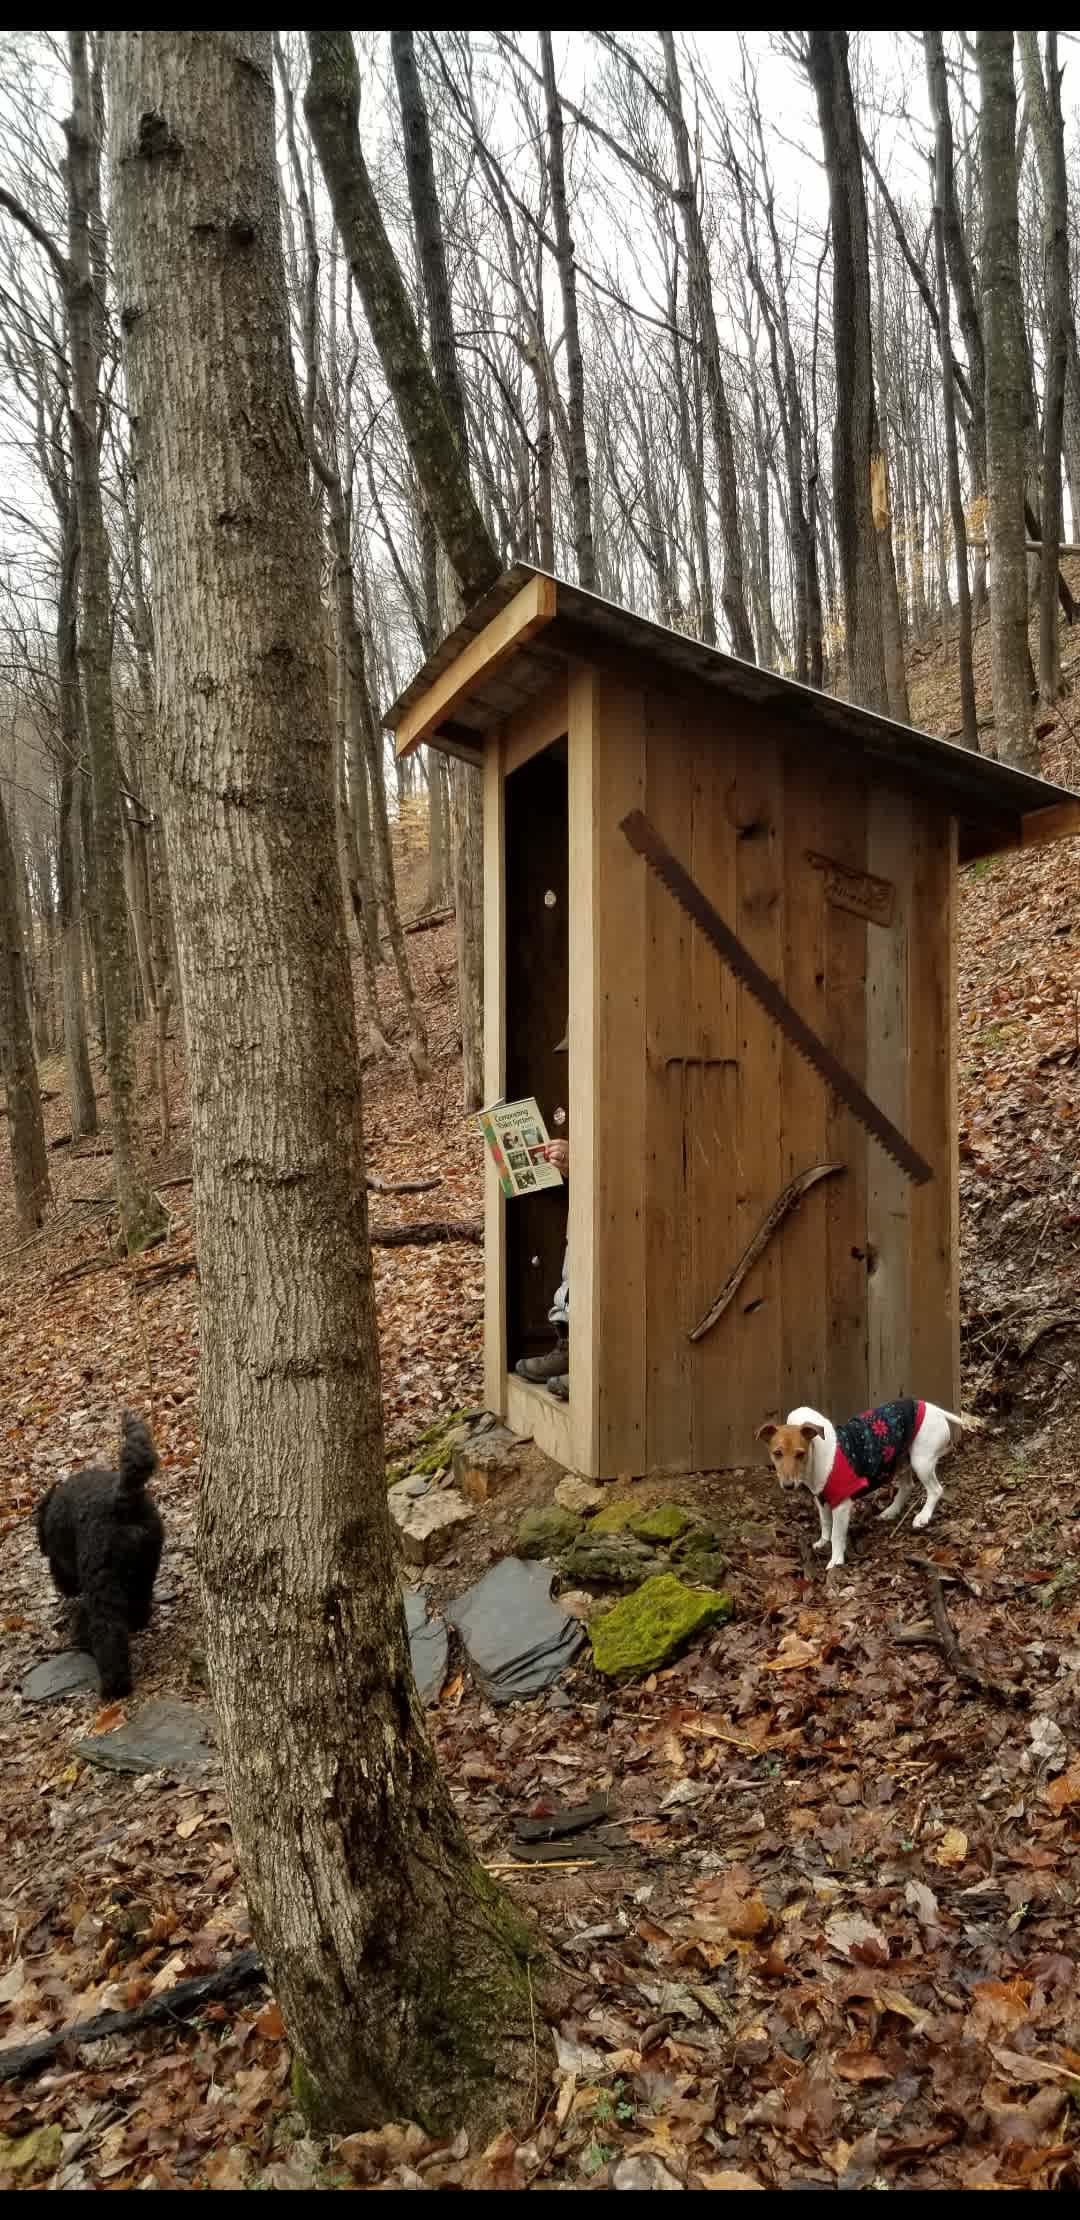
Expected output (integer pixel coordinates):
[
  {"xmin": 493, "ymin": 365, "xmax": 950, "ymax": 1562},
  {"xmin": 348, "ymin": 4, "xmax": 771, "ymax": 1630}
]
[{"xmin": 503, "ymin": 738, "xmax": 569, "ymax": 1379}]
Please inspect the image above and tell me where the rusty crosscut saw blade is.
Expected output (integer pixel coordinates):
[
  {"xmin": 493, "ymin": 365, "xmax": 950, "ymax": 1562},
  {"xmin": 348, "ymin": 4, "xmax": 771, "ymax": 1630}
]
[{"xmin": 619, "ymin": 809, "xmax": 933, "ymax": 1187}]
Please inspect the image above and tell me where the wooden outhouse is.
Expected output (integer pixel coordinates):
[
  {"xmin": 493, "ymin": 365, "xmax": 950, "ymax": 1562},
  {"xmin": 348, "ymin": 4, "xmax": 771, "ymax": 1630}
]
[{"xmin": 386, "ymin": 567, "xmax": 1080, "ymax": 1480}]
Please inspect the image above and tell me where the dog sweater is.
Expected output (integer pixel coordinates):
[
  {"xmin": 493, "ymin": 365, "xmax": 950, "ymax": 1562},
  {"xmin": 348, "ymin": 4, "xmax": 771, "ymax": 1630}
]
[{"xmin": 822, "ymin": 1398, "xmax": 926, "ymax": 1509}]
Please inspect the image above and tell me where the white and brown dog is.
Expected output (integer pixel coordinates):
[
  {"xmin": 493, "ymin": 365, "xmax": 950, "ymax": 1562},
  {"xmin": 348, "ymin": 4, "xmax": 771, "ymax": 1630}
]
[{"xmin": 756, "ymin": 1397, "xmax": 983, "ymax": 1571}]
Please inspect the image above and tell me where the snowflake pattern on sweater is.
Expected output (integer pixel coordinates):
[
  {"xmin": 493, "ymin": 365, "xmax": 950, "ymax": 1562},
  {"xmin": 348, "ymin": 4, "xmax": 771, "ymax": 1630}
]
[{"xmin": 822, "ymin": 1397, "xmax": 926, "ymax": 1509}]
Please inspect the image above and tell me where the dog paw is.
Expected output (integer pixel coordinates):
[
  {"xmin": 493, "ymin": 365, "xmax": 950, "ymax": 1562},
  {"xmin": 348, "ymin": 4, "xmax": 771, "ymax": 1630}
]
[
  {"xmin": 912, "ymin": 1511, "xmax": 931, "ymax": 1529},
  {"xmin": 813, "ymin": 1536, "xmax": 830, "ymax": 1553},
  {"xmin": 825, "ymin": 1559, "xmax": 846, "ymax": 1574}
]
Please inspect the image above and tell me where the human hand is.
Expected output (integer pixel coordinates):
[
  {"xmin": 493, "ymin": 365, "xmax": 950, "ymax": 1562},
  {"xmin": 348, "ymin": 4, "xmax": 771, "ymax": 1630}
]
[{"xmin": 541, "ymin": 1140, "xmax": 569, "ymax": 1175}]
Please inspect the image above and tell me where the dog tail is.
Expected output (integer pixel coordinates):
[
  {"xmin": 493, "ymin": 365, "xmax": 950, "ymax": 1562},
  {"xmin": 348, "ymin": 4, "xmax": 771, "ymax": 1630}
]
[
  {"xmin": 116, "ymin": 1411, "xmax": 158, "ymax": 1501},
  {"xmin": 939, "ymin": 1409, "xmax": 985, "ymax": 1445}
]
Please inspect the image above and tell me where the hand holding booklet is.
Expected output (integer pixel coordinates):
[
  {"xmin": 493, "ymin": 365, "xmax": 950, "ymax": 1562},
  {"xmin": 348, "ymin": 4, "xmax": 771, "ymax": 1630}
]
[{"xmin": 476, "ymin": 1096, "xmax": 565, "ymax": 1200}]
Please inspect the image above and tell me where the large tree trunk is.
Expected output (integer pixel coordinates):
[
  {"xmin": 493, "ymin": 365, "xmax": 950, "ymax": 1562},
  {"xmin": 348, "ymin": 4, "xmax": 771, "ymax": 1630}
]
[
  {"xmin": 0, "ymin": 782, "xmax": 51, "ymax": 1238},
  {"xmin": 65, "ymin": 31, "xmax": 164, "ymax": 1247},
  {"xmin": 539, "ymin": 31, "xmax": 595, "ymax": 590},
  {"xmin": 306, "ymin": 32, "xmax": 499, "ymax": 608},
  {"xmin": 977, "ymin": 31, "xmax": 1037, "ymax": 769},
  {"xmin": 109, "ymin": 27, "xmax": 547, "ymax": 2139},
  {"xmin": 661, "ymin": 32, "xmax": 755, "ymax": 662},
  {"xmin": 807, "ymin": 32, "xmax": 889, "ymax": 715},
  {"xmin": 1019, "ymin": 31, "xmax": 1070, "ymax": 707}
]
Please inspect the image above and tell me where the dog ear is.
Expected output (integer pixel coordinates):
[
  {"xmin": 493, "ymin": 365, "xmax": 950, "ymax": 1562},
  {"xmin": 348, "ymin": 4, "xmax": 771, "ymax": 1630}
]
[
  {"xmin": 799, "ymin": 1422, "xmax": 826, "ymax": 1442},
  {"xmin": 755, "ymin": 1420, "xmax": 778, "ymax": 1444}
]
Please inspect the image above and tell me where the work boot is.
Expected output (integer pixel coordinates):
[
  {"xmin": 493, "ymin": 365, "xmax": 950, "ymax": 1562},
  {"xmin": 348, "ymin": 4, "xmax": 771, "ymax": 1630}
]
[
  {"xmin": 515, "ymin": 1335, "xmax": 568, "ymax": 1383},
  {"xmin": 547, "ymin": 1374, "xmax": 569, "ymax": 1401}
]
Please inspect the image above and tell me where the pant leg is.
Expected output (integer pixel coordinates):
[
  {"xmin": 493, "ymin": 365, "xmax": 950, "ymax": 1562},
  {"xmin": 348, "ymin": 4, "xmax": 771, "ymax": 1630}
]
[{"xmin": 548, "ymin": 1243, "xmax": 569, "ymax": 1328}]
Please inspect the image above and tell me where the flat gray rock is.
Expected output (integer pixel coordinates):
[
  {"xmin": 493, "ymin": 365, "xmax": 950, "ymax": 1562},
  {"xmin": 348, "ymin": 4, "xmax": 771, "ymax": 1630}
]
[
  {"xmin": 446, "ymin": 1556, "xmax": 584, "ymax": 1706},
  {"xmin": 74, "ymin": 1698, "xmax": 214, "ymax": 1776},
  {"xmin": 403, "ymin": 1587, "xmax": 449, "ymax": 1705},
  {"xmin": 22, "ymin": 1651, "xmax": 98, "ymax": 1703}
]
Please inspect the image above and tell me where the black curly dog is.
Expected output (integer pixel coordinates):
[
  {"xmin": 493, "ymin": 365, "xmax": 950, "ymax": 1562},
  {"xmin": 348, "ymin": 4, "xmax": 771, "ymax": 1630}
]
[{"xmin": 35, "ymin": 1412, "xmax": 163, "ymax": 1700}]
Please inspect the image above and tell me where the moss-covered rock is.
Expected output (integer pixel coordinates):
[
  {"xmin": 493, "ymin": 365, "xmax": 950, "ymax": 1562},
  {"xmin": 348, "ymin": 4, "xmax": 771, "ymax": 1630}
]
[
  {"xmin": 627, "ymin": 1502, "xmax": 696, "ymax": 1545},
  {"xmin": 670, "ymin": 1523, "xmax": 729, "ymax": 1587},
  {"xmin": 589, "ymin": 1573, "xmax": 733, "ymax": 1680},
  {"xmin": 559, "ymin": 1531, "xmax": 664, "ymax": 1588},
  {"xmin": 588, "ymin": 1498, "xmax": 639, "ymax": 1535},
  {"xmin": 516, "ymin": 1505, "xmax": 583, "ymax": 1559}
]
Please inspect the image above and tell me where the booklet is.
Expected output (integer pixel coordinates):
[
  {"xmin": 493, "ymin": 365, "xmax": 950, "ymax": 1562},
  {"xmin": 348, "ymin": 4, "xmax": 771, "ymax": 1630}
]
[{"xmin": 477, "ymin": 1096, "xmax": 564, "ymax": 1199}]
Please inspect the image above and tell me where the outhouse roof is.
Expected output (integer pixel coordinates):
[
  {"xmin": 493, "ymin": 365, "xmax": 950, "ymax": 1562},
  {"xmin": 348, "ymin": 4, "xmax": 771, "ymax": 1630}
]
[{"xmin": 383, "ymin": 563, "xmax": 1080, "ymax": 862}]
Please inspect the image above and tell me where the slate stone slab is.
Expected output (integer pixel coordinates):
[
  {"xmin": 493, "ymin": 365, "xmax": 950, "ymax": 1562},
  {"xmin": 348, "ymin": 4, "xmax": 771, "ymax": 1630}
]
[
  {"xmin": 403, "ymin": 1586, "xmax": 449, "ymax": 1706},
  {"xmin": 22, "ymin": 1651, "xmax": 98, "ymax": 1703},
  {"xmin": 75, "ymin": 1698, "xmax": 214, "ymax": 1776},
  {"xmin": 446, "ymin": 1557, "xmax": 584, "ymax": 1705}
]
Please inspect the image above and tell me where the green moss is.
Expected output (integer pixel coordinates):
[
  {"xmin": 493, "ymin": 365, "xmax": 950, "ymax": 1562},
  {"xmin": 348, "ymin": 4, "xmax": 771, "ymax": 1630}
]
[
  {"xmin": 517, "ymin": 1505, "xmax": 583, "ymax": 1558},
  {"xmin": 559, "ymin": 1531, "xmax": 663, "ymax": 1588},
  {"xmin": 589, "ymin": 1572, "xmax": 733, "ymax": 1680},
  {"xmin": 627, "ymin": 1502, "xmax": 695, "ymax": 1544},
  {"xmin": 386, "ymin": 1408, "xmax": 471, "ymax": 1488},
  {"xmin": 290, "ymin": 2052, "xmax": 331, "ymax": 2130},
  {"xmin": 588, "ymin": 1497, "xmax": 639, "ymax": 1535}
]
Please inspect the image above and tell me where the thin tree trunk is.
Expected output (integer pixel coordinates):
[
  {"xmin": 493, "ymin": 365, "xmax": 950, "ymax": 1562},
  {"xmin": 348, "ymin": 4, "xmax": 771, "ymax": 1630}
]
[
  {"xmin": 661, "ymin": 32, "xmax": 755, "ymax": 661},
  {"xmin": 807, "ymin": 31, "xmax": 889, "ymax": 714},
  {"xmin": 925, "ymin": 30, "xmax": 988, "ymax": 619},
  {"xmin": 307, "ymin": 32, "xmax": 499, "ymax": 607},
  {"xmin": 426, "ymin": 748, "xmax": 451, "ymax": 910},
  {"xmin": 110, "ymin": 26, "xmax": 547, "ymax": 2139},
  {"xmin": 931, "ymin": 173, "xmax": 978, "ymax": 747},
  {"xmin": 56, "ymin": 511, "xmax": 98, "ymax": 1132},
  {"xmin": 977, "ymin": 31, "xmax": 1037, "ymax": 768},
  {"xmin": 0, "ymin": 782, "xmax": 50, "ymax": 1237},
  {"xmin": 449, "ymin": 757, "xmax": 484, "ymax": 1109},
  {"xmin": 1019, "ymin": 30, "xmax": 1069, "ymax": 706},
  {"xmin": 65, "ymin": 30, "xmax": 164, "ymax": 1247},
  {"xmin": 539, "ymin": 31, "xmax": 595, "ymax": 589}
]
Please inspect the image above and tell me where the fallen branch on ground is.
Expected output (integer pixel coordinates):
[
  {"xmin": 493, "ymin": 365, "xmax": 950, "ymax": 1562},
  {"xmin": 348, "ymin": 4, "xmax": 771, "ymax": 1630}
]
[
  {"xmin": 0, "ymin": 1949, "xmax": 265, "ymax": 2082},
  {"xmin": 914, "ymin": 1566, "xmax": 1028, "ymax": 1708},
  {"xmin": 404, "ymin": 905, "xmax": 453, "ymax": 935},
  {"xmin": 365, "ymin": 1172, "xmax": 443, "ymax": 1196}
]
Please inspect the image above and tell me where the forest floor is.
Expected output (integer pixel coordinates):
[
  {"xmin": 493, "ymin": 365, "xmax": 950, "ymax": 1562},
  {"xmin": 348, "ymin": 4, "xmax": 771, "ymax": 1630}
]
[{"xmin": 2, "ymin": 613, "xmax": 1080, "ymax": 2189}]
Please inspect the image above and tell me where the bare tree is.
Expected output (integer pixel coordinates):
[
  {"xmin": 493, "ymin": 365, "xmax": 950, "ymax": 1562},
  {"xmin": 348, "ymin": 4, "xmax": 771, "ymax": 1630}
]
[
  {"xmin": 1019, "ymin": 31, "xmax": 1070, "ymax": 706},
  {"xmin": 977, "ymin": 31, "xmax": 1036, "ymax": 768},
  {"xmin": 539, "ymin": 32, "xmax": 596, "ymax": 589},
  {"xmin": 806, "ymin": 31, "xmax": 889, "ymax": 714},
  {"xmin": 109, "ymin": 25, "xmax": 549, "ymax": 2139},
  {"xmin": 0, "ymin": 775, "xmax": 50, "ymax": 1236}
]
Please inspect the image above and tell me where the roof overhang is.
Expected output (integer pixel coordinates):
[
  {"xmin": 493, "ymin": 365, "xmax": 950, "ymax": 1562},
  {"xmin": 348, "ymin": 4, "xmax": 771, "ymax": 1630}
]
[{"xmin": 384, "ymin": 565, "xmax": 1080, "ymax": 865}]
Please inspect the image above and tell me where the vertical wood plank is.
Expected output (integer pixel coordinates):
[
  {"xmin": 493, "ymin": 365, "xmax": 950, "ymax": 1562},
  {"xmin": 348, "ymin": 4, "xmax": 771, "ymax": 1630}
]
[
  {"xmin": 731, "ymin": 730, "xmax": 785, "ymax": 1461},
  {"xmin": 865, "ymin": 785, "xmax": 912, "ymax": 1402},
  {"xmin": 566, "ymin": 667, "xmax": 599, "ymax": 1476},
  {"xmin": 822, "ymin": 786, "xmax": 870, "ymax": 1424},
  {"xmin": 908, "ymin": 808, "xmax": 958, "ymax": 1404},
  {"xmin": 688, "ymin": 723, "xmax": 739, "ymax": 1471},
  {"xmin": 777, "ymin": 750, "xmax": 830, "ymax": 1420},
  {"xmin": 643, "ymin": 692, "xmax": 695, "ymax": 1472},
  {"xmin": 482, "ymin": 734, "xmax": 506, "ymax": 1417},
  {"xmin": 591, "ymin": 672, "xmax": 648, "ymax": 1477}
]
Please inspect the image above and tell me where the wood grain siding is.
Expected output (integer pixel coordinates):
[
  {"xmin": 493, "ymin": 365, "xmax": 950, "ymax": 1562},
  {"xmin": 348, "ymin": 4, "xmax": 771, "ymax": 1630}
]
[
  {"xmin": 731, "ymin": 733, "xmax": 786, "ymax": 1463},
  {"xmin": 589, "ymin": 672, "xmax": 648, "ymax": 1475},
  {"xmin": 778, "ymin": 746, "xmax": 831, "ymax": 1424},
  {"xmin": 865, "ymin": 787, "xmax": 913, "ymax": 1402},
  {"xmin": 643, "ymin": 693, "xmax": 695, "ymax": 1471},
  {"xmin": 688, "ymin": 726, "xmax": 739, "ymax": 1472},
  {"xmin": 822, "ymin": 779, "xmax": 870, "ymax": 1423},
  {"xmin": 908, "ymin": 810, "xmax": 958, "ymax": 1405},
  {"xmin": 566, "ymin": 667, "xmax": 599, "ymax": 1477},
  {"xmin": 483, "ymin": 729, "xmax": 507, "ymax": 1416}
]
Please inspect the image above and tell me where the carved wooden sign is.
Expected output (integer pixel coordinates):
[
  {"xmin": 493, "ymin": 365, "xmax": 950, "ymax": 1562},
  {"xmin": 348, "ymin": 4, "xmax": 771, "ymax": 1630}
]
[{"xmin": 806, "ymin": 850, "xmax": 896, "ymax": 928}]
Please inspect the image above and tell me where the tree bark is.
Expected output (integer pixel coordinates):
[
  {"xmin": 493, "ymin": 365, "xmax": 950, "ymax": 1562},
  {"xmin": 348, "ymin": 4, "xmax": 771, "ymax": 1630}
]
[
  {"xmin": 930, "ymin": 160, "xmax": 978, "ymax": 748},
  {"xmin": 977, "ymin": 31, "xmax": 1037, "ymax": 768},
  {"xmin": 65, "ymin": 31, "xmax": 164, "ymax": 1246},
  {"xmin": 1018, "ymin": 31, "xmax": 1070, "ymax": 706},
  {"xmin": 0, "ymin": 782, "xmax": 51, "ymax": 1238},
  {"xmin": 539, "ymin": 32, "xmax": 595, "ymax": 589},
  {"xmin": 109, "ymin": 27, "xmax": 547, "ymax": 2139},
  {"xmin": 56, "ymin": 505, "xmax": 99, "ymax": 1133},
  {"xmin": 807, "ymin": 32, "xmax": 889, "ymax": 715},
  {"xmin": 306, "ymin": 32, "xmax": 499, "ymax": 608},
  {"xmin": 661, "ymin": 32, "xmax": 755, "ymax": 661}
]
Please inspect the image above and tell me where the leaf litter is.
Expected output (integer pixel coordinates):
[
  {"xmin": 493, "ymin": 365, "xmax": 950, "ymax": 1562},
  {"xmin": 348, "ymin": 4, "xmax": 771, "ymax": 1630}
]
[{"xmin": 2, "ymin": 738, "xmax": 1080, "ymax": 2187}]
